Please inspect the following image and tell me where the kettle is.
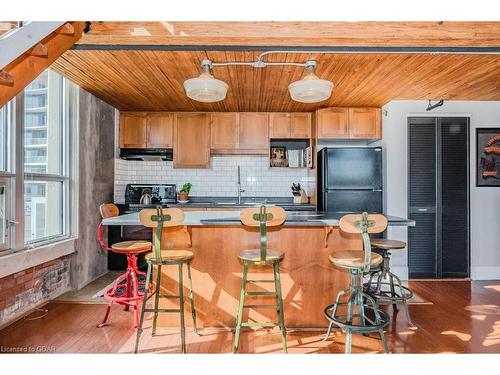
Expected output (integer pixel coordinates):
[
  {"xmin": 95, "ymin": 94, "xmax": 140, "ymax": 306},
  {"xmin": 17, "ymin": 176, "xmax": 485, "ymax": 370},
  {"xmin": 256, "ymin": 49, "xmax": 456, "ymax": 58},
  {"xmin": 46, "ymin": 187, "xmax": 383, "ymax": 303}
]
[{"xmin": 140, "ymin": 192, "xmax": 152, "ymax": 205}]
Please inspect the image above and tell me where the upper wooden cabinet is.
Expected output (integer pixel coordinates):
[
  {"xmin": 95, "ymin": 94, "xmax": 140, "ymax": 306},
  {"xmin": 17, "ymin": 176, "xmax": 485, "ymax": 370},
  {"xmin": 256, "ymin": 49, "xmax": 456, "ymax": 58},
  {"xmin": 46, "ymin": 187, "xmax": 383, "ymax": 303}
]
[
  {"xmin": 316, "ymin": 107, "xmax": 349, "ymax": 139},
  {"xmin": 210, "ymin": 113, "xmax": 239, "ymax": 152},
  {"xmin": 120, "ymin": 112, "xmax": 173, "ymax": 148},
  {"xmin": 269, "ymin": 112, "xmax": 312, "ymax": 139},
  {"xmin": 147, "ymin": 113, "xmax": 174, "ymax": 148},
  {"xmin": 120, "ymin": 112, "xmax": 148, "ymax": 148},
  {"xmin": 348, "ymin": 108, "xmax": 381, "ymax": 139},
  {"xmin": 290, "ymin": 113, "xmax": 312, "ymax": 138},
  {"xmin": 316, "ymin": 107, "xmax": 381, "ymax": 140},
  {"xmin": 174, "ymin": 113, "xmax": 211, "ymax": 168},
  {"xmin": 238, "ymin": 113, "xmax": 269, "ymax": 153}
]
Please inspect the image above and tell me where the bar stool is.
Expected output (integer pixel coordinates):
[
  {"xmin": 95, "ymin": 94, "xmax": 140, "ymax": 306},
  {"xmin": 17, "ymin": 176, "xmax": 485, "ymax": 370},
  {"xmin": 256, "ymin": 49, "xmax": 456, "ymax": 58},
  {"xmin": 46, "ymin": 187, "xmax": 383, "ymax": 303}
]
[
  {"xmin": 135, "ymin": 207, "xmax": 198, "ymax": 354},
  {"xmin": 234, "ymin": 205, "xmax": 287, "ymax": 353},
  {"xmin": 323, "ymin": 213, "xmax": 390, "ymax": 354},
  {"xmin": 364, "ymin": 239, "xmax": 415, "ymax": 326},
  {"xmin": 97, "ymin": 203, "xmax": 152, "ymax": 328}
]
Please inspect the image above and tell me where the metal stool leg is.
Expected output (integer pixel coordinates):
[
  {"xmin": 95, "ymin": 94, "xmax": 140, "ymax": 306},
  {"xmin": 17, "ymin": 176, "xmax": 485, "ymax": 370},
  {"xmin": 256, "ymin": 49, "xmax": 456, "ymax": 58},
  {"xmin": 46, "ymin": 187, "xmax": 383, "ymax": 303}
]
[
  {"xmin": 151, "ymin": 265, "xmax": 162, "ymax": 336},
  {"xmin": 322, "ymin": 289, "xmax": 347, "ymax": 342},
  {"xmin": 178, "ymin": 263, "xmax": 186, "ymax": 354},
  {"xmin": 392, "ymin": 274, "xmax": 415, "ymax": 327},
  {"xmin": 389, "ymin": 274, "xmax": 398, "ymax": 312},
  {"xmin": 186, "ymin": 262, "xmax": 199, "ymax": 335},
  {"xmin": 273, "ymin": 262, "xmax": 287, "ymax": 353},
  {"xmin": 97, "ymin": 301, "xmax": 113, "ymax": 328},
  {"xmin": 233, "ymin": 262, "xmax": 248, "ymax": 353},
  {"xmin": 345, "ymin": 289, "xmax": 356, "ymax": 354},
  {"xmin": 134, "ymin": 262, "xmax": 152, "ymax": 354}
]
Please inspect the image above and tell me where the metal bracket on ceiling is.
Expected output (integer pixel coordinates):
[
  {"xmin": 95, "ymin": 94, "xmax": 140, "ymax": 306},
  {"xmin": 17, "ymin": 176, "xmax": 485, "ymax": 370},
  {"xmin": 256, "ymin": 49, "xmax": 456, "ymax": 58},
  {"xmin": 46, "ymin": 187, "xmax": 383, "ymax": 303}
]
[{"xmin": 426, "ymin": 99, "xmax": 444, "ymax": 111}]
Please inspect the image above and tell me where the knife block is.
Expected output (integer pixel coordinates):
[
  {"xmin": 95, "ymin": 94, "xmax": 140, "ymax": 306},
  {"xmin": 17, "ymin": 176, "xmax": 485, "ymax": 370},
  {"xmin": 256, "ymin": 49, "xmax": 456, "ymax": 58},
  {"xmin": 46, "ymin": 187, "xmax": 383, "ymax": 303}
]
[{"xmin": 293, "ymin": 189, "xmax": 309, "ymax": 204}]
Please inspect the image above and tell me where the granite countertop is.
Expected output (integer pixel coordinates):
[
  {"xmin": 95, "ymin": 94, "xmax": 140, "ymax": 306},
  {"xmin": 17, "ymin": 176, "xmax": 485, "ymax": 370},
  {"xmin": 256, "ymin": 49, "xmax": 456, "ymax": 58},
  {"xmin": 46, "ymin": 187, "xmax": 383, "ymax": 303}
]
[{"xmin": 103, "ymin": 210, "xmax": 415, "ymax": 227}]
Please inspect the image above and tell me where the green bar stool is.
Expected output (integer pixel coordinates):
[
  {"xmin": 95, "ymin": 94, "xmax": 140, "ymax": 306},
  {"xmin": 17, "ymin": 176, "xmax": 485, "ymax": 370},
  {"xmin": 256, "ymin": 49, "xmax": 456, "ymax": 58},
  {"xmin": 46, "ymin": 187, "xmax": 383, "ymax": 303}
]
[
  {"xmin": 134, "ymin": 207, "xmax": 199, "ymax": 354},
  {"xmin": 323, "ymin": 213, "xmax": 390, "ymax": 354},
  {"xmin": 233, "ymin": 205, "xmax": 287, "ymax": 354},
  {"xmin": 364, "ymin": 239, "xmax": 415, "ymax": 327}
]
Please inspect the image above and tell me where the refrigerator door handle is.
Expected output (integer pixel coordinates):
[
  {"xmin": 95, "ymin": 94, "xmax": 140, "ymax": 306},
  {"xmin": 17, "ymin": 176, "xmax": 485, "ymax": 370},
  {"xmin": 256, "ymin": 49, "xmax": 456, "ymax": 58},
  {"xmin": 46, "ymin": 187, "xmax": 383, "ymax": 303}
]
[{"xmin": 372, "ymin": 189, "xmax": 383, "ymax": 192}]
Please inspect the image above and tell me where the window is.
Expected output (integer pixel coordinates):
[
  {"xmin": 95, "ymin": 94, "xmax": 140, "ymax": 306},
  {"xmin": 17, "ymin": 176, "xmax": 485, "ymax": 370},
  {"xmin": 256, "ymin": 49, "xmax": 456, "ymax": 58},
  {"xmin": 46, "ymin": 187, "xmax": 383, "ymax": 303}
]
[
  {"xmin": 23, "ymin": 70, "xmax": 68, "ymax": 245},
  {"xmin": 0, "ymin": 69, "xmax": 74, "ymax": 254}
]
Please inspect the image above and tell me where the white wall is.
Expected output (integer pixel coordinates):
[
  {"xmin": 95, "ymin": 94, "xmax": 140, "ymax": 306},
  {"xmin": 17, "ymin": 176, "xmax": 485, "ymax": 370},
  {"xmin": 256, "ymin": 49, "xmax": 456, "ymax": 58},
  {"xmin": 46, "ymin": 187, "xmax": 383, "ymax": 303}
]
[
  {"xmin": 380, "ymin": 100, "xmax": 500, "ymax": 280},
  {"xmin": 114, "ymin": 156, "xmax": 316, "ymax": 203}
]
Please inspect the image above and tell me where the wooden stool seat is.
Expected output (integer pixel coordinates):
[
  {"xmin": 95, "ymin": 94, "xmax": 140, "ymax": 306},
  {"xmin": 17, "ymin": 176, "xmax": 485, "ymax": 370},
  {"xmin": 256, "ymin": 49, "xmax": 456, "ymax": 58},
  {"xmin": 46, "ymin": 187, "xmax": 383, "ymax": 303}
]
[
  {"xmin": 329, "ymin": 250, "xmax": 383, "ymax": 270},
  {"xmin": 145, "ymin": 249, "xmax": 194, "ymax": 262},
  {"xmin": 370, "ymin": 239, "xmax": 407, "ymax": 250},
  {"xmin": 239, "ymin": 249, "xmax": 284, "ymax": 263},
  {"xmin": 111, "ymin": 240, "xmax": 152, "ymax": 253}
]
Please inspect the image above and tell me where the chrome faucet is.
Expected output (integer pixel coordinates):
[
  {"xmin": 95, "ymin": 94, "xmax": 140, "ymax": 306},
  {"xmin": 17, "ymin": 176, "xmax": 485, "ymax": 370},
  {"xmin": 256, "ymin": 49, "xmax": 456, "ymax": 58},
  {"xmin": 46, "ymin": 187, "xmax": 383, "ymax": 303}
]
[{"xmin": 237, "ymin": 165, "xmax": 245, "ymax": 204}]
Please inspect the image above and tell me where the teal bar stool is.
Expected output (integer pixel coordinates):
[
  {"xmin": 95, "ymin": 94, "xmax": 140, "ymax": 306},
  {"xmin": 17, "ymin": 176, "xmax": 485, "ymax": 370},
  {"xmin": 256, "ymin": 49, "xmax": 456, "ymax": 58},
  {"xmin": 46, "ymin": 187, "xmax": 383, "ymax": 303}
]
[
  {"xmin": 233, "ymin": 205, "xmax": 287, "ymax": 353},
  {"xmin": 323, "ymin": 213, "xmax": 390, "ymax": 354},
  {"xmin": 134, "ymin": 207, "xmax": 198, "ymax": 354}
]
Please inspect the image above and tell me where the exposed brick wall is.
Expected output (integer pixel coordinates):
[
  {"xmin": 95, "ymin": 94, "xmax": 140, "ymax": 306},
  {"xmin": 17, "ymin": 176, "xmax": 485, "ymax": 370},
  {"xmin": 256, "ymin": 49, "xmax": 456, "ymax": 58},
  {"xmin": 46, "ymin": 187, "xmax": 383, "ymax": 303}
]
[{"xmin": 0, "ymin": 256, "xmax": 70, "ymax": 326}]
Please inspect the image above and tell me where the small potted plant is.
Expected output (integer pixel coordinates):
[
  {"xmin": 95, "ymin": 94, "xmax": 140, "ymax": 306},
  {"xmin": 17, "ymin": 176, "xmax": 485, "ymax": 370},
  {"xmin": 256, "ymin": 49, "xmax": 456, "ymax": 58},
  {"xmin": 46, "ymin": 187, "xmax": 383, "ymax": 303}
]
[{"xmin": 177, "ymin": 182, "xmax": 192, "ymax": 202}]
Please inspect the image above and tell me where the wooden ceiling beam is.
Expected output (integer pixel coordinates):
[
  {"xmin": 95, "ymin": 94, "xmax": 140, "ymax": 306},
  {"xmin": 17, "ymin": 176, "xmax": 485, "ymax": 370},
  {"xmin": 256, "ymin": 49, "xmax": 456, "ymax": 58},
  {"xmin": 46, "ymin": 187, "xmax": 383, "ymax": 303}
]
[
  {"xmin": 0, "ymin": 22, "xmax": 84, "ymax": 108},
  {"xmin": 77, "ymin": 21, "xmax": 500, "ymax": 47}
]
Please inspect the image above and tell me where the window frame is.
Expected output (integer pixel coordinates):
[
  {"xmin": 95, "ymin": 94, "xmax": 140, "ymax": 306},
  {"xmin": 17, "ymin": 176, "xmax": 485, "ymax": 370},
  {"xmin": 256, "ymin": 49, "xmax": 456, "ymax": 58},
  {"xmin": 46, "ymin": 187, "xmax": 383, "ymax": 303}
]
[{"xmin": 0, "ymin": 69, "xmax": 75, "ymax": 254}]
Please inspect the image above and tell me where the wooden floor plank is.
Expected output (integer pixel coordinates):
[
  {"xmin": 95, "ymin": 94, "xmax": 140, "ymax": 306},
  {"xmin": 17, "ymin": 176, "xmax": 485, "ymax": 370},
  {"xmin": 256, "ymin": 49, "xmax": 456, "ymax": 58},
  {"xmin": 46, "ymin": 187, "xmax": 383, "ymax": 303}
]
[{"xmin": 0, "ymin": 281, "xmax": 499, "ymax": 354}]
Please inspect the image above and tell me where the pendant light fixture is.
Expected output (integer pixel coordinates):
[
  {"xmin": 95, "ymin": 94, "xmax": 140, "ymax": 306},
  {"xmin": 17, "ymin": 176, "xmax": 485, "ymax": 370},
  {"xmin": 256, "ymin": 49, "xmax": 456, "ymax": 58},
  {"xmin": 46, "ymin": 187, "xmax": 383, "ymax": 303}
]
[
  {"xmin": 183, "ymin": 59, "xmax": 228, "ymax": 103},
  {"xmin": 288, "ymin": 60, "xmax": 333, "ymax": 103}
]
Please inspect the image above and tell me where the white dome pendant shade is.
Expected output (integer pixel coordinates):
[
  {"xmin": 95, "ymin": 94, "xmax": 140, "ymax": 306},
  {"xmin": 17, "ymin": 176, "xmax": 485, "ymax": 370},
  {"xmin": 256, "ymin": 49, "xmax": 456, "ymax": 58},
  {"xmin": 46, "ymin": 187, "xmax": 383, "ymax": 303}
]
[
  {"xmin": 183, "ymin": 59, "xmax": 228, "ymax": 103},
  {"xmin": 288, "ymin": 60, "xmax": 334, "ymax": 103}
]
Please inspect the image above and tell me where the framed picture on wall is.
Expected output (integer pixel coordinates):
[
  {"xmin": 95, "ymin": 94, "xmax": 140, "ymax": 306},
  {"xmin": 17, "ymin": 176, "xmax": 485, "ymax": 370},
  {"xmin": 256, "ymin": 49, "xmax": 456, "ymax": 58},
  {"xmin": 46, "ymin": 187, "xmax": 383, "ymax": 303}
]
[{"xmin": 476, "ymin": 128, "xmax": 500, "ymax": 186}]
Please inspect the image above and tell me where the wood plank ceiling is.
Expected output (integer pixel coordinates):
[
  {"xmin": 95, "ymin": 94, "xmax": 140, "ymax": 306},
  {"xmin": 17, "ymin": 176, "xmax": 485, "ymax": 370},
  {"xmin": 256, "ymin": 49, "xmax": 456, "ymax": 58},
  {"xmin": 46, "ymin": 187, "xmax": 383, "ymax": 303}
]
[{"xmin": 49, "ymin": 22, "xmax": 500, "ymax": 112}]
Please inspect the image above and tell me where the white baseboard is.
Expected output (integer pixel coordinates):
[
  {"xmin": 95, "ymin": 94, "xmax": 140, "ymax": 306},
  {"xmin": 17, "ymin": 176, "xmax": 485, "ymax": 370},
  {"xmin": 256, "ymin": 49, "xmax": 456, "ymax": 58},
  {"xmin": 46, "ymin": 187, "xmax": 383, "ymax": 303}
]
[
  {"xmin": 471, "ymin": 266, "xmax": 500, "ymax": 280},
  {"xmin": 390, "ymin": 266, "xmax": 408, "ymax": 281}
]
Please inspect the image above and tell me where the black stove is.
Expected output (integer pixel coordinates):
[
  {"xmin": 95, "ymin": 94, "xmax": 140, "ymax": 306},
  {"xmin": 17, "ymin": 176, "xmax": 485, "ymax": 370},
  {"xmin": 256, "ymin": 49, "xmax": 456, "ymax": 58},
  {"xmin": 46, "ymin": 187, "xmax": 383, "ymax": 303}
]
[{"xmin": 124, "ymin": 183, "xmax": 176, "ymax": 213}]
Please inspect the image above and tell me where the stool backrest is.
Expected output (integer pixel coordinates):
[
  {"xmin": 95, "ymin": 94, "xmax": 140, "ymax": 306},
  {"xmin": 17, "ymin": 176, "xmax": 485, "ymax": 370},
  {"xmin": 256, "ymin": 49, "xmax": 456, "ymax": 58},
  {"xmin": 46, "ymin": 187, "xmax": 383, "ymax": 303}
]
[
  {"xmin": 99, "ymin": 203, "xmax": 119, "ymax": 219},
  {"xmin": 139, "ymin": 207, "xmax": 185, "ymax": 261},
  {"xmin": 240, "ymin": 205, "xmax": 286, "ymax": 262},
  {"xmin": 339, "ymin": 212, "xmax": 387, "ymax": 272},
  {"xmin": 97, "ymin": 203, "xmax": 120, "ymax": 252}
]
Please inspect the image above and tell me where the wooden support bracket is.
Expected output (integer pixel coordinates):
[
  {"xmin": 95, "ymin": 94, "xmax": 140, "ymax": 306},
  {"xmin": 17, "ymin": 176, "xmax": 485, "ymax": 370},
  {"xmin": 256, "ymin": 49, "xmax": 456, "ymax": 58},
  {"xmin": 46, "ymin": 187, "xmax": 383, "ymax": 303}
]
[
  {"xmin": 323, "ymin": 226, "xmax": 333, "ymax": 248},
  {"xmin": 57, "ymin": 23, "xmax": 75, "ymax": 36},
  {"xmin": 30, "ymin": 43, "xmax": 48, "ymax": 57},
  {"xmin": 0, "ymin": 70, "xmax": 14, "ymax": 86}
]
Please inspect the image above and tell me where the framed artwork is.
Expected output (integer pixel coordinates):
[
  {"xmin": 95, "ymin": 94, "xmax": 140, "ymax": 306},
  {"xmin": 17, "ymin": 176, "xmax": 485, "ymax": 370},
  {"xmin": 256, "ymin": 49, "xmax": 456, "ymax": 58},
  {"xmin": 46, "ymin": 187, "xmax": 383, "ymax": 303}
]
[
  {"xmin": 270, "ymin": 146, "xmax": 288, "ymax": 167},
  {"xmin": 476, "ymin": 128, "xmax": 500, "ymax": 186}
]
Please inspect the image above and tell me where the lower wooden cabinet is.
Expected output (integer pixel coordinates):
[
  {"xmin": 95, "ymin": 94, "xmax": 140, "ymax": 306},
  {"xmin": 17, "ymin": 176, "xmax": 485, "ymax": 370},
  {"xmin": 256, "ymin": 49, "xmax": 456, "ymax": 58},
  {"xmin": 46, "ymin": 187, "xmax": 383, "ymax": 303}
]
[{"xmin": 174, "ymin": 113, "xmax": 211, "ymax": 168}]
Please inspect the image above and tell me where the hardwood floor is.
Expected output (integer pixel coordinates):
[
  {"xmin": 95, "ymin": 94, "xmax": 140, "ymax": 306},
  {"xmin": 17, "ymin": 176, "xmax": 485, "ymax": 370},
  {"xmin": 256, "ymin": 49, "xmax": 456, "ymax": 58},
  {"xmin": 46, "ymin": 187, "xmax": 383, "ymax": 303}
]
[{"xmin": 0, "ymin": 281, "xmax": 499, "ymax": 354}]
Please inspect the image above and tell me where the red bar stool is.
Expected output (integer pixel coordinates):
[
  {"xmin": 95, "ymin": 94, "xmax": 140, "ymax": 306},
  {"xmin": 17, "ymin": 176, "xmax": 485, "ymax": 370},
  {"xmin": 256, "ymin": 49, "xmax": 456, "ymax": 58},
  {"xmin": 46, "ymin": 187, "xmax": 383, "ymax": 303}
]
[{"xmin": 97, "ymin": 203, "xmax": 152, "ymax": 328}]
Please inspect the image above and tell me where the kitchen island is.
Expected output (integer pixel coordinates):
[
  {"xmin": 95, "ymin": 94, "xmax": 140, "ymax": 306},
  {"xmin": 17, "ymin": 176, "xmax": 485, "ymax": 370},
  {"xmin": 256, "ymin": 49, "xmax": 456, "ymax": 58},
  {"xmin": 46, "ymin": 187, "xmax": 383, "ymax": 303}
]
[{"xmin": 103, "ymin": 210, "xmax": 414, "ymax": 329}]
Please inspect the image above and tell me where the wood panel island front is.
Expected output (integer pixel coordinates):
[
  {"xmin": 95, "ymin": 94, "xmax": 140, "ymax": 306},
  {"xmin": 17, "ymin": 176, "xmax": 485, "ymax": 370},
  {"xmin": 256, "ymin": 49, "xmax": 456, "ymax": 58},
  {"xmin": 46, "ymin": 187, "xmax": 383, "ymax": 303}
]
[{"xmin": 102, "ymin": 210, "xmax": 414, "ymax": 329}]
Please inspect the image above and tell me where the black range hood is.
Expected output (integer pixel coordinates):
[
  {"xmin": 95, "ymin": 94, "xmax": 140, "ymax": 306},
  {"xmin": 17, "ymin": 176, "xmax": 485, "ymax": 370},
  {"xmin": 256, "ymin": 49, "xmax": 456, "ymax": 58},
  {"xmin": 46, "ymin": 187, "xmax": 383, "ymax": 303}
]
[{"xmin": 119, "ymin": 148, "xmax": 173, "ymax": 161}]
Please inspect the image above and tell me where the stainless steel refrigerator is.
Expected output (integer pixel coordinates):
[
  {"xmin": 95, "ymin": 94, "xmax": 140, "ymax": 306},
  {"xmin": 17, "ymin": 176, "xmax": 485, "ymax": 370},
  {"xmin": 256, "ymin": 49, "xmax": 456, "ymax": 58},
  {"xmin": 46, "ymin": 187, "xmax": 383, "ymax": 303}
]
[{"xmin": 317, "ymin": 147, "xmax": 383, "ymax": 213}]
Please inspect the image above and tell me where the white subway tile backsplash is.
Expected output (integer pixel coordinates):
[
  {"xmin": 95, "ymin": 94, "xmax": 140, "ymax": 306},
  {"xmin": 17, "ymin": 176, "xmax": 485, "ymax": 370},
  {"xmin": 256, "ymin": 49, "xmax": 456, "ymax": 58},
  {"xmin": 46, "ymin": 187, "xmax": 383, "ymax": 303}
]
[{"xmin": 114, "ymin": 156, "xmax": 316, "ymax": 203}]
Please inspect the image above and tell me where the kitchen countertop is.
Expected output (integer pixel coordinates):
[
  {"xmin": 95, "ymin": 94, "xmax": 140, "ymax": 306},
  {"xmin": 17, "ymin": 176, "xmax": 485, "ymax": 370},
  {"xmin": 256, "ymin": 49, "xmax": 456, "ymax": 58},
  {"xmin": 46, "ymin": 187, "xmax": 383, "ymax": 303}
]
[
  {"xmin": 122, "ymin": 196, "xmax": 316, "ymax": 211},
  {"xmin": 103, "ymin": 210, "xmax": 415, "ymax": 227}
]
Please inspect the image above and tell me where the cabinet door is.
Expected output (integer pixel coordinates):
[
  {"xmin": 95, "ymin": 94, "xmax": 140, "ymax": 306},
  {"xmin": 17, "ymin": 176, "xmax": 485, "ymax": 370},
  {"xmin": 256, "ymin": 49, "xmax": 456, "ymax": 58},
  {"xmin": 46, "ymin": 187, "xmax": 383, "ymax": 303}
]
[
  {"xmin": 316, "ymin": 108, "xmax": 349, "ymax": 139},
  {"xmin": 120, "ymin": 112, "xmax": 147, "ymax": 148},
  {"xmin": 348, "ymin": 107, "xmax": 381, "ymax": 139},
  {"xmin": 174, "ymin": 113, "xmax": 211, "ymax": 168},
  {"xmin": 238, "ymin": 113, "xmax": 269, "ymax": 152},
  {"xmin": 269, "ymin": 113, "xmax": 291, "ymax": 138},
  {"xmin": 210, "ymin": 113, "xmax": 239, "ymax": 151},
  {"xmin": 147, "ymin": 113, "xmax": 173, "ymax": 148},
  {"xmin": 290, "ymin": 113, "xmax": 312, "ymax": 138}
]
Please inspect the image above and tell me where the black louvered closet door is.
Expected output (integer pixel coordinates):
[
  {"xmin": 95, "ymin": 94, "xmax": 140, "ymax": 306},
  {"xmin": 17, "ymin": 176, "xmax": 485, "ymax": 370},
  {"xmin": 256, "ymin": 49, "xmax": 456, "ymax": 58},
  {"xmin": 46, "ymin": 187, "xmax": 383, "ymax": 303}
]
[
  {"xmin": 440, "ymin": 118, "xmax": 469, "ymax": 277},
  {"xmin": 408, "ymin": 117, "xmax": 469, "ymax": 279},
  {"xmin": 408, "ymin": 118, "xmax": 437, "ymax": 278}
]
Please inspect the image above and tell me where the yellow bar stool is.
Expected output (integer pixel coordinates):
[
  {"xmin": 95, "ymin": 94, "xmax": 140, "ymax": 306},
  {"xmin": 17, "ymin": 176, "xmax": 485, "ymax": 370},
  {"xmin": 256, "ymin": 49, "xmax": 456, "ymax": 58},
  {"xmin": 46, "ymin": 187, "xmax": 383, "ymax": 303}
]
[
  {"xmin": 323, "ymin": 213, "xmax": 390, "ymax": 354},
  {"xmin": 233, "ymin": 205, "xmax": 287, "ymax": 353},
  {"xmin": 134, "ymin": 207, "xmax": 199, "ymax": 354}
]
